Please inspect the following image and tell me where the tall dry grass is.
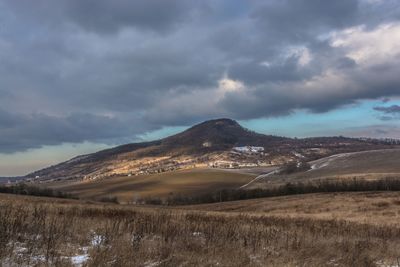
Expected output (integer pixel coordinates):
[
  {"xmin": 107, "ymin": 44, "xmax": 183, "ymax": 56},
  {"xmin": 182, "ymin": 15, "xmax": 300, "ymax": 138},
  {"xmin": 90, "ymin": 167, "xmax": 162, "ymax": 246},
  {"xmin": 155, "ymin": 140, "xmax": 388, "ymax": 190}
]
[{"xmin": 1, "ymin": 195, "xmax": 400, "ymax": 266}]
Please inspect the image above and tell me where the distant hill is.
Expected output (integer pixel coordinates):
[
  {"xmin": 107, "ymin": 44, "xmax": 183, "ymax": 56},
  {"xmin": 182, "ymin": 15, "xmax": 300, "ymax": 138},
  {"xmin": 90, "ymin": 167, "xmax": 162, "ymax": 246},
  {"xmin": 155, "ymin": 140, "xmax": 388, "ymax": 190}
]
[
  {"xmin": 0, "ymin": 176, "xmax": 25, "ymax": 184},
  {"xmin": 244, "ymin": 148, "xmax": 400, "ymax": 190},
  {"xmin": 27, "ymin": 118, "xmax": 399, "ymax": 182}
]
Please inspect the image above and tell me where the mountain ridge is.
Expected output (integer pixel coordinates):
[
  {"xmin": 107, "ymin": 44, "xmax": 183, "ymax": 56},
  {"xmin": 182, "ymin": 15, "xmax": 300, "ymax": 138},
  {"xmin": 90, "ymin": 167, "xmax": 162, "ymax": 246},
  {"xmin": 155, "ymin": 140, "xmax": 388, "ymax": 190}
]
[{"xmin": 27, "ymin": 118, "xmax": 398, "ymax": 182}]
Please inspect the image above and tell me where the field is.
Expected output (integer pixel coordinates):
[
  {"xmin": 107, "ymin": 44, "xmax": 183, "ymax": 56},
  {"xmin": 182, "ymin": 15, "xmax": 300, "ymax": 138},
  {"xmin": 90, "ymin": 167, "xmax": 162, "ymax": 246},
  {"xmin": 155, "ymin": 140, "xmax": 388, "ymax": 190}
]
[
  {"xmin": 250, "ymin": 149, "xmax": 400, "ymax": 188},
  {"xmin": 183, "ymin": 191, "xmax": 400, "ymax": 226},
  {"xmin": 48, "ymin": 168, "xmax": 256, "ymax": 203},
  {"xmin": 4, "ymin": 149, "xmax": 400, "ymax": 266},
  {"xmin": 2, "ymin": 192, "xmax": 400, "ymax": 266}
]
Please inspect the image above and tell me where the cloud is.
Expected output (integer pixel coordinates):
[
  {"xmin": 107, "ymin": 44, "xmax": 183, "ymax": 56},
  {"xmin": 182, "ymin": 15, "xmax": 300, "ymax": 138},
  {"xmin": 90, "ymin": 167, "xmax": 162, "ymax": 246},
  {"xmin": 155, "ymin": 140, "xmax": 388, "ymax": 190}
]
[
  {"xmin": 0, "ymin": 0, "xmax": 400, "ymax": 153},
  {"xmin": 0, "ymin": 109, "xmax": 156, "ymax": 153},
  {"xmin": 374, "ymin": 105, "xmax": 400, "ymax": 114},
  {"xmin": 67, "ymin": 0, "xmax": 194, "ymax": 34},
  {"xmin": 218, "ymin": 21, "xmax": 400, "ymax": 119},
  {"xmin": 3, "ymin": 0, "xmax": 196, "ymax": 34},
  {"xmin": 374, "ymin": 105, "xmax": 400, "ymax": 120},
  {"xmin": 251, "ymin": 0, "xmax": 359, "ymax": 42}
]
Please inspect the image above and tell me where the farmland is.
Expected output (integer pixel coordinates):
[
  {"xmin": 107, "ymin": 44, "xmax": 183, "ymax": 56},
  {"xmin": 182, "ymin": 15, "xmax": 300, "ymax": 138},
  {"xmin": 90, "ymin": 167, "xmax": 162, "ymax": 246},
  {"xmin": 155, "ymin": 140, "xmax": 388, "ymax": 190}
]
[{"xmin": 48, "ymin": 168, "xmax": 256, "ymax": 203}]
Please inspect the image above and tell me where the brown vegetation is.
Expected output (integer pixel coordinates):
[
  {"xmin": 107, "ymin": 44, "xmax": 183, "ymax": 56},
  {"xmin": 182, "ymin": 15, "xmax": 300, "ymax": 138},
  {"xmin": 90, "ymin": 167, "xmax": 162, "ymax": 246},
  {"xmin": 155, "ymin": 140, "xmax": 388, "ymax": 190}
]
[
  {"xmin": 144, "ymin": 177, "xmax": 400, "ymax": 205},
  {"xmin": 49, "ymin": 168, "xmax": 255, "ymax": 203},
  {"xmin": 1, "ymin": 193, "xmax": 400, "ymax": 266},
  {"xmin": 253, "ymin": 149, "xmax": 400, "ymax": 187},
  {"xmin": 183, "ymin": 191, "xmax": 400, "ymax": 226}
]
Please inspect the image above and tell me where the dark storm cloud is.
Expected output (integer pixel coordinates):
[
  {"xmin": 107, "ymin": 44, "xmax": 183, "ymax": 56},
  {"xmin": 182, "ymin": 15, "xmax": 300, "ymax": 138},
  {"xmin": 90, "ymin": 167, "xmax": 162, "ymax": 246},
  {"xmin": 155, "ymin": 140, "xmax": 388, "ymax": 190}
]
[
  {"xmin": 65, "ymin": 0, "xmax": 196, "ymax": 34},
  {"xmin": 3, "ymin": 0, "xmax": 195, "ymax": 34},
  {"xmin": 227, "ymin": 57, "xmax": 312, "ymax": 85},
  {"xmin": 0, "ymin": 109, "xmax": 155, "ymax": 153},
  {"xmin": 1, "ymin": 0, "xmax": 400, "ymax": 153},
  {"xmin": 222, "ymin": 57, "xmax": 400, "ymax": 119},
  {"xmin": 335, "ymin": 57, "xmax": 357, "ymax": 69},
  {"xmin": 251, "ymin": 0, "xmax": 359, "ymax": 41}
]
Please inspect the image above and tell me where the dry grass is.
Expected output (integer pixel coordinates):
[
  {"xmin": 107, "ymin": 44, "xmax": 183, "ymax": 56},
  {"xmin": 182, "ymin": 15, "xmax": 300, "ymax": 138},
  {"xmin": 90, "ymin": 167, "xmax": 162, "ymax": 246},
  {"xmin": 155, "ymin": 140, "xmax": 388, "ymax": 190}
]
[
  {"xmin": 1, "ymin": 193, "xmax": 400, "ymax": 266},
  {"xmin": 48, "ymin": 168, "xmax": 255, "ymax": 203},
  {"xmin": 250, "ymin": 149, "xmax": 400, "ymax": 188},
  {"xmin": 182, "ymin": 191, "xmax": 400, "ymax": 226}
]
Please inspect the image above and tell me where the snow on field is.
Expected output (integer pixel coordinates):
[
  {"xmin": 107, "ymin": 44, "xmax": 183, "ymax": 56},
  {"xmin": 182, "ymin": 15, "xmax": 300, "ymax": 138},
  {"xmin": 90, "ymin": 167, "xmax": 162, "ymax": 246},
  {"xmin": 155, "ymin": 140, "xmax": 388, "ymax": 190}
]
[
  {"xmin": 70, "ymin": 254, "xmax": 90, "ymax": 266},
  {"xmin": 376, "ymin": 260, "xmax": 400, "ymax": 267},
  {"xmin": 2, "ymin": 234, "xmax": 106, "ymax": 266},
  {"xmin": 144, "ymin": 261, "xmax": 161, "ymax": 267},
  {"xmin": 308, "ymin": 153, "xmax": 351, "ymax": 171},
  {"xmin": 192, "ymin": 231, "xmax": 203, "ymax": 237},
  {"xmin": 91, "ymin": 234, "xmax": 104, "ymax": 246}
]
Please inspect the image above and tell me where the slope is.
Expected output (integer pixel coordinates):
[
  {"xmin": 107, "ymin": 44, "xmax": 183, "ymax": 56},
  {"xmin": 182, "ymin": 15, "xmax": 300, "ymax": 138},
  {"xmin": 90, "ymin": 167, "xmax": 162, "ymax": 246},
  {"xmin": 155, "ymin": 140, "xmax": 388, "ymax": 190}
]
[
  {"xmin": 27, "ymin": 118, "xmax": 398, "ymax": 183},
  {"xmin": 248, "ymin": 148, "xmax": 400, "ymax": 188}
]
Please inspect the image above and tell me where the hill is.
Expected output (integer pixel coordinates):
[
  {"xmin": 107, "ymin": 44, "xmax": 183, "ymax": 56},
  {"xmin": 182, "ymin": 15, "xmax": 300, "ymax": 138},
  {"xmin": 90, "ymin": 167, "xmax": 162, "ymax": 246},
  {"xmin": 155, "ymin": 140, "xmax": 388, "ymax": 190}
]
[
  {"xmin": 247, "ymin": 149, "xmax": 400, "ymax": 189},
  {"xmin": 27, "ymin": 118, "xmax": 398, "ymax": 183},
  {"xmin": 0, "ymin": 176, "xmax": 25, "ymax": 184}
]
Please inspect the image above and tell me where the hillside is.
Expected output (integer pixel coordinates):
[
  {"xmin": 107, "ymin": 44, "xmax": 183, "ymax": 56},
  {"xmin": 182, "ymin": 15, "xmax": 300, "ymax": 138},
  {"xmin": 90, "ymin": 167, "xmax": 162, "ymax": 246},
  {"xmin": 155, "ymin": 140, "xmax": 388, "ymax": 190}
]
[
  {"xmin": 27, "ymin": 118, "xmax": 398, "ymax": 182},
  {"xmin": 0, "ymin": 176, "xmax": 25, "ymax": 184},
  {"xmin": 247, "ymin": 149, "xmax": 400, "ymax": 189}
]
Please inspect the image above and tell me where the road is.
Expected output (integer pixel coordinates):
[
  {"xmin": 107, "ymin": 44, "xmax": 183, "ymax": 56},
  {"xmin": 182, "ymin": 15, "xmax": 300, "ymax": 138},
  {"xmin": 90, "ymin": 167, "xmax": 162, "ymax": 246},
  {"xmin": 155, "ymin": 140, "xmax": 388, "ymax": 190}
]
[{"xmin": 239, "ymin": 169, "xmax": 279, "ymax": 189}]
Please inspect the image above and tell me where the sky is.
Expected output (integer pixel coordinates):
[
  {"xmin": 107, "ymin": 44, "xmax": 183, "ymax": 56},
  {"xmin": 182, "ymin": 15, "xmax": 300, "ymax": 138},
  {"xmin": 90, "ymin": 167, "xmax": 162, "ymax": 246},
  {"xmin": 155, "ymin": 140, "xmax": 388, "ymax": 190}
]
[{"xmin": 1, "ymin": 0, "xmax": 400, "ymax": 176}]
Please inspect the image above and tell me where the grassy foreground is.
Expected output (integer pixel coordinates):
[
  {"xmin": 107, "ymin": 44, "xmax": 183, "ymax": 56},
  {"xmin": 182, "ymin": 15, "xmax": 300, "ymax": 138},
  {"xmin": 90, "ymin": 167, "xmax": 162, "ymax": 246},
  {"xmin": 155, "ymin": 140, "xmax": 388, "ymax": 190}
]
[{"xmin": 1, "ymin": 193, "xmax": 400, "ymax": 266}]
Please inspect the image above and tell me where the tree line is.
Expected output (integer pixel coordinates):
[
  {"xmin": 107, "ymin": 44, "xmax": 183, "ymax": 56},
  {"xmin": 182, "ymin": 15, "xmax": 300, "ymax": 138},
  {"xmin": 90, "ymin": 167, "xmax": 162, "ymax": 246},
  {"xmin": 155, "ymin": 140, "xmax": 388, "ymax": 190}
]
[
  {"xmin": 0, "ymin": 183, "xmax": 75, "ymax": 199},
  {"xmin": 142, "ymin": 177, "xmax": 400, "ymax": 205}
]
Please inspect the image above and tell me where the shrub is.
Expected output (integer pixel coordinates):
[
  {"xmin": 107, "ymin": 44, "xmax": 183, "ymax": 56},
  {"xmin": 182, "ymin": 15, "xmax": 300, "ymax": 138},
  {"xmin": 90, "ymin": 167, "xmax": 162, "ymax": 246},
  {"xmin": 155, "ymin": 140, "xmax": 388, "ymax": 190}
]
[
  {"xmin": 98, "ymin": 196, "xmax": 119, "ymax": 204},
  {"xmin": 280, "ymin": 161, "xmax": 311, "ymax": 174}
]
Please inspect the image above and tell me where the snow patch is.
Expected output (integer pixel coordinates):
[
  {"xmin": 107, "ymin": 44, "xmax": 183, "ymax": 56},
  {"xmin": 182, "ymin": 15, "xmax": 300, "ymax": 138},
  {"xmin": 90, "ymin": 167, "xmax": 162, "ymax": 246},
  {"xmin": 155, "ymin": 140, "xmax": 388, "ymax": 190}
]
[
  {"xmin": 144, "ymin": 261, "xmax": 161, "ymax": 267},
  {"xmin": 91, "ymin": 234, "xmax": 104, "ymax": 246},
  {"xmin": 192, "ymin": 232, "xmax": 202, "ymax": 237},
  {"xmin": 70, "ymin": 254, "xmax": 90, "ymax": 266},
  {"xmin": 308, "ymin": 153, "xmax": 351, "ymax": 171},
  {"xmin": 376, "ymin": 260, "xmax": 400, "ymax": 267}
]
